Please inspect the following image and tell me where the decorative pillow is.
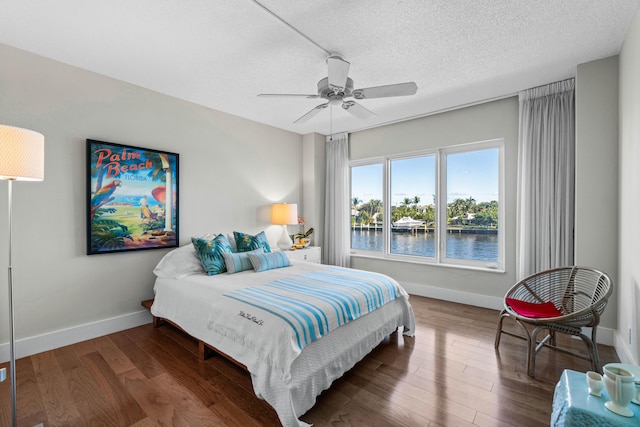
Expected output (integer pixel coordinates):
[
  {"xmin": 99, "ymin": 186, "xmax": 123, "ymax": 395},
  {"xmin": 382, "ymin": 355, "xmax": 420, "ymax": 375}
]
[
  {"xmin": 222, "ymin": 248, "xmax": 264, "ymax": 274},
  {"xmin": 226, "ymin": 233, "xmax": 237, "ymax": 252},
  {"xmin": 191, "ymin": 234, "xmax": 233, "ymax": 275},
  {"xmin": 248, "ymin": 251, "xmax": 290, "ymax": 272},
  {"xmin": 506, "ymin": 297, "xmax": 562, "ymax": 318},
  {"xmin": 233, "ymin": 230, "xmax": 272, "ymax": 253},
  {"xmin": 153, "ymin": 244, "xmax": 204, "ymax": 278}
]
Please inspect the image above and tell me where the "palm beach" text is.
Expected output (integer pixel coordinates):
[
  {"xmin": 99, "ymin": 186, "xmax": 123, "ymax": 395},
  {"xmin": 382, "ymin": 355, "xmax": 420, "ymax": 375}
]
[{"xmin": 95, "ymin": 148, "xmax": 153, "ymax": 178}]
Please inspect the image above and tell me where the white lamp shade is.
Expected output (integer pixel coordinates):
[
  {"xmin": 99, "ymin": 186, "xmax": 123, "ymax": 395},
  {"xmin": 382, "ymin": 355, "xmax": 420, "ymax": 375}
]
[
  {"xmin": 0, "ymin": 125, "xmax": 45, "ymax": 181},
  {"xmin": 271, "ymin": 203, "xmax": 298, "ymax": 225}
]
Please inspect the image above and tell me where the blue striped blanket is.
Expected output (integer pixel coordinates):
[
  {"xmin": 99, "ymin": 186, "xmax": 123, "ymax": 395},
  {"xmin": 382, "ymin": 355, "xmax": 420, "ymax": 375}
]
[{"xmin": 223, "ymin": 266, "xmax": 402, "ymax": 351}]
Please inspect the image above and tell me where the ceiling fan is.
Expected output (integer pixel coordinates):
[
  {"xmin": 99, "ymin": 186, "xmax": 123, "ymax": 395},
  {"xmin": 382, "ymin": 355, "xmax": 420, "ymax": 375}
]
[{"xmin": 258, "ymin": 55, "xmax": 418, "ymax": 124}]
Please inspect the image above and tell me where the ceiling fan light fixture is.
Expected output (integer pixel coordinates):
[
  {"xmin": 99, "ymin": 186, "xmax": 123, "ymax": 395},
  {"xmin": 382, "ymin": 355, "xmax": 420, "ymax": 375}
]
[
  {"xmin": 318, "ymin": 77, "xmax": 353, "ymax": 99},
  {"xmin": 258, "ymin": 55, "xmax": 417, "ymax": 124}
]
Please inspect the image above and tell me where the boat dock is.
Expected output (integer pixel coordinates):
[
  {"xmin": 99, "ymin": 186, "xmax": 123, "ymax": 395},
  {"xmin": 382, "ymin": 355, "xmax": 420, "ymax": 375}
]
[{"xmin": 351, "ymin": 225, "xmax": 497, "ymax": 234}]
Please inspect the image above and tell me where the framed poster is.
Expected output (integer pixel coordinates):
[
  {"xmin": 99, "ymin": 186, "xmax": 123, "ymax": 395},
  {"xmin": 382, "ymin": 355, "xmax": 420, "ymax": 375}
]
[{"xmin": 86, "ymin": 139, "xmax": 179, "ymax": 255}]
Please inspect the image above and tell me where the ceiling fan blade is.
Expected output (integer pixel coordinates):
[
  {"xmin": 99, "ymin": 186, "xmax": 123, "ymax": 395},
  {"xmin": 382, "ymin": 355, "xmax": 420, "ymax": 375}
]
[
  {"xmin": 327, "ymin": 55, "xmax": 350, "ymax": 91},
  {"xmin": 294, "ymin": 103, "xmax": 328, "ymax": 124},
  {"xmin": 352, "ymin": 82, "xmax": 418, "ymax": 99},
  {"xmin": 342, "ymin": 100, "xmax": 376, "ymax": 120},
  {"xmin": 258, "ymin": 93, "xmax": 319, "ymax": 99}
]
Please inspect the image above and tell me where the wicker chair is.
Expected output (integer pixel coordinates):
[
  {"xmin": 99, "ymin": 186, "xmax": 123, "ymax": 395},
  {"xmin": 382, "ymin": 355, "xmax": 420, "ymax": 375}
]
[{"xmin": 494, "ymin": 266, "xmax": 613, "ymax": 377}]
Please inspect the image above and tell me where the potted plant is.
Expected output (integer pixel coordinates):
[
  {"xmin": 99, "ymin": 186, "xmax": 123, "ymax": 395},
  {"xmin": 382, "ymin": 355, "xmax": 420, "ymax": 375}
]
[{"xmin": 291, "ymin": 217, "xmax": 314, "ymax": 248}]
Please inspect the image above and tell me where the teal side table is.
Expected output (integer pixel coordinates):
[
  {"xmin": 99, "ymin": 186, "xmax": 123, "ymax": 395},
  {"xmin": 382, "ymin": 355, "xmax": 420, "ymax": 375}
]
[{"xmin": 551, "ymin": 369, "xmax": 640, "ymax": 426}]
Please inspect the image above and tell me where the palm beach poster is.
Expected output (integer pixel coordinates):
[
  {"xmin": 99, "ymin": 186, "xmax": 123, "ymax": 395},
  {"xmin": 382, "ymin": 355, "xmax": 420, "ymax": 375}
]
[{"xmin": 86, "ymin": 139, "xmax": 179, "ymax": 254}]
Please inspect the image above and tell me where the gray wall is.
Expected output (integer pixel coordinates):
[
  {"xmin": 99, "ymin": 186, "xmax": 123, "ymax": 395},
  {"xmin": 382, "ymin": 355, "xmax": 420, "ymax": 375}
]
[
  {"xmin": 575, "ymin": 56, "xmax": 619, "ymax": 333},
  {"xmin": 349, "ymin": 97, "xmax": 519, "ymax": 307},
  {"xmin": 0, "ymin": 43, "xmax": 303, "ymax": 359},
  {"xmin": 618, "ymin": 8, "xmax": 640, "ymax": 364}
]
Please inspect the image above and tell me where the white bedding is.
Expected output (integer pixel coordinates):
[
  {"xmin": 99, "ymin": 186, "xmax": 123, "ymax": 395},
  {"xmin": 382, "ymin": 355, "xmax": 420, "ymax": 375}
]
[{"xmin": 151, "ymin": 262, "xmax": 415, "ymax": 426}]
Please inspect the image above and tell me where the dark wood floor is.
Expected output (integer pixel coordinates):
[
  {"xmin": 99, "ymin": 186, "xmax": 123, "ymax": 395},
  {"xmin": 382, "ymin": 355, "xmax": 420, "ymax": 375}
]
[{"xmin": 0, "ymin": 295, "xmax": 619, "ymax": 427}]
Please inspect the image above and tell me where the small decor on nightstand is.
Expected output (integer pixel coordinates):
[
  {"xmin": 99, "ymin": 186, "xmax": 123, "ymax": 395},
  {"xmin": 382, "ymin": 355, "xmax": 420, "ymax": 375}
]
[{"xmin": 291, "ymin": 216, "xmax": 313, "ymax": 249}]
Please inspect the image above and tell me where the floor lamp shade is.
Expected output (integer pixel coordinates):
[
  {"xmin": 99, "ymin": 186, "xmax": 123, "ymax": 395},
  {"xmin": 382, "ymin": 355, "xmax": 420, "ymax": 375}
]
[
  {"xmin": 0, "ymin": 125, "xmax": 45, "ymax": 181},
  {"xmin": 0, "ymin": 124, "xmax": 44, "ymax": 427},
  {"xmin": 271, "ymin": 203, "xmax": 298, "ymax": 250}
]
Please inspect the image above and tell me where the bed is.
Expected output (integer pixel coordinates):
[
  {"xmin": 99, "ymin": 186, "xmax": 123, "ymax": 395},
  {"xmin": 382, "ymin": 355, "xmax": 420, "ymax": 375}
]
[{"xmin": 149, "ymin": 243, "xmax": 415, "ymax": 426}]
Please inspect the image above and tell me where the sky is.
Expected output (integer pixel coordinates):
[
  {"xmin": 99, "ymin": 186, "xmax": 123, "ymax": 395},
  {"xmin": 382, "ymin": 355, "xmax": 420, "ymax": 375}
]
[{"xmin": 351, "ymin": 148, "xmax": 499, "ymax": 207}]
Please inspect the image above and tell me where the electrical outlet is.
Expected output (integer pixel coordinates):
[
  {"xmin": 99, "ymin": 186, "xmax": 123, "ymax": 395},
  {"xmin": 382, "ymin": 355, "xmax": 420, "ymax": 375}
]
[{"xmin": 0, "ymin": 367, "xmax": 6, "ymax": 382}]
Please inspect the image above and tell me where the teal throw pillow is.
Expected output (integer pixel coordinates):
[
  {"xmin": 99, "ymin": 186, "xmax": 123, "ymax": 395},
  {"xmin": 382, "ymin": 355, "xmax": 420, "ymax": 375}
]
[
  {"xmin": 247, "ymin": 251, "xmax": 290, "ymax": 272},
  {"xmin": 222, "ymin": 248, "xmax": 264, "ymax": 274},
  {"xmin": 233, "ymin": 230, "xmax": 272, "ymax": 253},
  {"xmin": 192, "ymin": 234, "xmax": 233, "ymax": 275}
]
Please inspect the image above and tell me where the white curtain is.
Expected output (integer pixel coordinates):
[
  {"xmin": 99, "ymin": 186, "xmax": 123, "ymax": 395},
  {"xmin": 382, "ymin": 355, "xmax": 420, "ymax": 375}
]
[
  {"xmin": 517, "ymin": 79, "xmax": 575, "ymax": 279},
  {"xmin": 323, "ymin": 133, "xmax": 350, "ymax": 267}
]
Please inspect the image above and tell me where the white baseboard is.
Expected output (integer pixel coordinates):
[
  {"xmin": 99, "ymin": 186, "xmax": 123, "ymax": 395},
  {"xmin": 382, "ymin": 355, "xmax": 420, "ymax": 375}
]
[
  {"xmin": 0, "ymin": 309, "xmax": 153, "ymax": 363},
  {"xmin": 401, "ymin": 281, "xmax": 615, "ymax": 346},
  {"xmin": 613, "ymin": 332, "xmax": 638, "ymax": 365},
  {"xmin": 400, "ymin": 280, "xmax": 504, "ymax": 310}
]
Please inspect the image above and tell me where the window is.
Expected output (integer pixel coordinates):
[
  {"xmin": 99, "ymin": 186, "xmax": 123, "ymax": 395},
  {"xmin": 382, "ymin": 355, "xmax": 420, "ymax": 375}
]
[
  {"xmin": 350, "ymin": 140, "xmax": 503, "ymax": 270},
  {"xmin": 390, "ymin": 155, "xmax": 436, "ymax": 257},
  {"xmin": 350, "ymin": 163, "xmax": 383, "ymax": 252}
]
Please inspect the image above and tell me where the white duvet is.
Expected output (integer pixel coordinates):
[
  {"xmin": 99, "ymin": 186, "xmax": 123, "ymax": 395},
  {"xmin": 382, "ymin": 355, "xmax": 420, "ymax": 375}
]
[{"xmin": 151, "ymin": 262, "xmax": 415, "ymax": 426}]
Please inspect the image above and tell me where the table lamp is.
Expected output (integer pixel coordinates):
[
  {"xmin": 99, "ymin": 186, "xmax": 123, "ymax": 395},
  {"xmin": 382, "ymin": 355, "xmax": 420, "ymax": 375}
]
[{"xmin": 271, "ymin": 203, "xmax": 298, "ymax": 250}]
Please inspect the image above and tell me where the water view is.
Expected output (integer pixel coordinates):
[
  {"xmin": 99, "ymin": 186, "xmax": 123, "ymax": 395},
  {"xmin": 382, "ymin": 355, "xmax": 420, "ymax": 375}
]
[{"xmin": 351, "ymin": 229, "xmax": 498, "ymax": 261}]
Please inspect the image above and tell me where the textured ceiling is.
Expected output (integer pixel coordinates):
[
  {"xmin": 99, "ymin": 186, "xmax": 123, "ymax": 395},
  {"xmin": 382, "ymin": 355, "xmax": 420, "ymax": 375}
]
[{"xmin": 1, "ymin": 1, "xmax": 639, "ymax": 135}]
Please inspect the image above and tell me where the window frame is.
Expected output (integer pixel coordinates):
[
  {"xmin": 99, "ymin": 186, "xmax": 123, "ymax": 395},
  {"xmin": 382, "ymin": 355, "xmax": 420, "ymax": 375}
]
[{"xmin": 349, "ymin": 139, "xmax": 505, "ymax": 271}]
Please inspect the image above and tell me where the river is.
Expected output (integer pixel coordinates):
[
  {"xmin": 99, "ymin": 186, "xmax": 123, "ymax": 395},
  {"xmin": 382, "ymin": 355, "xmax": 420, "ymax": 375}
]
[{"xmin": 351, "ymin": 229, "xmax": 498, "ymax": 261}]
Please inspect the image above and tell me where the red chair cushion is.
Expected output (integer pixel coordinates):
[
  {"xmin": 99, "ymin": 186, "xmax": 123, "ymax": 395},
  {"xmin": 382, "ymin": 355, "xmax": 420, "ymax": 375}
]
[{"xmin": 506, "ymin": 297, "xmax": 562, "ymax": 318}]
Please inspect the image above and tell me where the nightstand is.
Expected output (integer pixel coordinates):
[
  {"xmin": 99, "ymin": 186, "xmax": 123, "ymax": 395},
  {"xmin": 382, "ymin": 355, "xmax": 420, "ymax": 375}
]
[{"xmin": 284, "ymin": 246, "xmax": 321, "ymax": 264}]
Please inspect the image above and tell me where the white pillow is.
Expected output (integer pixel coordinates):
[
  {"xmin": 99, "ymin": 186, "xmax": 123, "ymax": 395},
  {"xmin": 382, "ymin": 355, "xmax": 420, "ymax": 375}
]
[
  {"xmin": 226, "ymin": 232, "xmax": 237, "ymax": 252},
  {"xmin": 153, "ymin": 244, "xmax": 204, "ymax": 278}
]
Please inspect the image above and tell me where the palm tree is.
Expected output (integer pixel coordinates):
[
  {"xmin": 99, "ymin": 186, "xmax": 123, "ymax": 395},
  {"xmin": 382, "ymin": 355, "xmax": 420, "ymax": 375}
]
[
  {"xmin": 448, "ymin": 198, "xmax": 467, "ymax": 223},
  {"xmin": 351, "ymin": 197, "xmax": 362, "ymax": 226},
  {"xmin": 369, "ymin": 199, "xmax": 382, "ymax": 217},
  {"xmin": 465, "ymin": 196, "xmax": 476, "ymax": 213},
  {"xmin": 360, "ymin": 211, "xmax": 371, "ymax": 226}
]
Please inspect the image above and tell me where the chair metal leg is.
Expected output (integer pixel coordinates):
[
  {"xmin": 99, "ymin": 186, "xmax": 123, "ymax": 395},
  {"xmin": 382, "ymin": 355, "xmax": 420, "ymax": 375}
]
[
  {"xmin": 513, "ymin": 318, "xmax": 535, "ymax": 377},
  {"xmin": 494, "ymin": 310, "xmax": 508, "ymax": 348},
  {"xmin": 574, "ymin": 331, "xmax": 597, "ymax": 372},
  {"xmin": 529, "ymin": 325, "xmax": 545, "ymax": 377},
  {"xmin": 591, "ymin": 326, "xmax": 601, "ymax": 372}
]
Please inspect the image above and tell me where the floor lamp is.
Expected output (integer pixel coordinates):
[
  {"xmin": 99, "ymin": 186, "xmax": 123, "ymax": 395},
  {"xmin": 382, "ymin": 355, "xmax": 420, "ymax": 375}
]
[{"xmin": 0, "ymin": 125, "xmax": 45, "ymax": 427}]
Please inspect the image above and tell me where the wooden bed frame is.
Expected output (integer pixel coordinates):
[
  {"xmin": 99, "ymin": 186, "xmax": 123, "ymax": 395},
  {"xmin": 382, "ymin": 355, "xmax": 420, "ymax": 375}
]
[{"xmin": 141, "ymin": 299, "xmax": 247, "ymax": 369}]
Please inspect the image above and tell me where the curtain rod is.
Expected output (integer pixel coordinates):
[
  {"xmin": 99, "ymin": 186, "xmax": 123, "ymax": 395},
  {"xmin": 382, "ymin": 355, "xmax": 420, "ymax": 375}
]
[
  {"xmin": 523, "ymin": 77, "xmax": 575, "ymax": 93},
  {"xmin": 345, "ymin": 93, "xmax": 517, "ymax": 135},
  {"xmin": 345, "ymin": 76, "xmax": 575, "ymax": 136}
]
